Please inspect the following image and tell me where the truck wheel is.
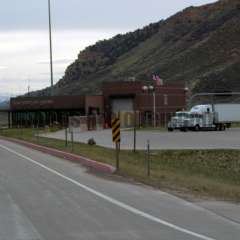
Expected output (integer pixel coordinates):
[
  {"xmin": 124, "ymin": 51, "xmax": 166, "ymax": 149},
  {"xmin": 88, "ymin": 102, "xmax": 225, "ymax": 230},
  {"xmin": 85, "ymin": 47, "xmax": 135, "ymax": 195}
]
[
  {"xmin": 180, "ymin": 127, "xmax": 187, "ymax": 132},
  {"xmin": 194, "ymin": 125, "xmax": 200, "ymax": 131},
  {"xmin": 226, "ymin": 123, "xmax": 231, "ymax": 129},
  {"xmin": 168, "ymin": 128, "xmax": 173, "ymax": 132}
]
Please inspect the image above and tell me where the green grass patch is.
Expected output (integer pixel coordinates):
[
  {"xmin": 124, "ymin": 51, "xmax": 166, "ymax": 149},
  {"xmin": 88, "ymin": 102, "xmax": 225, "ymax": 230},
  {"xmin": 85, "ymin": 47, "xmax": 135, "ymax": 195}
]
[
  {"xmin": 231, "ymin": 123, "xmax": 240, "ymax": 128},
  {"xmin": 1, "ymin": 128, "xmax": 240, "ymax": 201}
]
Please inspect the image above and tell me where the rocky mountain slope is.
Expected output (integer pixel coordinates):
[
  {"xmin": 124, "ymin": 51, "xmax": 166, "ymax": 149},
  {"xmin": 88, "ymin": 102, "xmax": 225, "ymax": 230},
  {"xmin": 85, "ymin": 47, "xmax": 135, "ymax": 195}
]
[{"xmin": 33, "ymin": 0, "xmax": 240, "ymax": 96}]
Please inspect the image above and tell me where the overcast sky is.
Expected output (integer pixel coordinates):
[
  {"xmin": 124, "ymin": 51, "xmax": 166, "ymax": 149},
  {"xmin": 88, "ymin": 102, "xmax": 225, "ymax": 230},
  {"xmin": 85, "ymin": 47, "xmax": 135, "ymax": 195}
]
[{"xmin": 0, "ymin": 0, "xmax": 217, "ymax": 96}]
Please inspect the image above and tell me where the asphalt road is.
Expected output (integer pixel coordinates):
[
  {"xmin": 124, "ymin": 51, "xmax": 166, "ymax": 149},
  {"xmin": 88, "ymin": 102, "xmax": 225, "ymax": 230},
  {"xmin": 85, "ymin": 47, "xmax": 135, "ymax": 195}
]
[
  {"xmin": 41, "ymin": 128, "xmax": 240, "ymax": 150},
  {"xmin": 0, "ymin": 139, "xmax": 240, "ymax": 240}
]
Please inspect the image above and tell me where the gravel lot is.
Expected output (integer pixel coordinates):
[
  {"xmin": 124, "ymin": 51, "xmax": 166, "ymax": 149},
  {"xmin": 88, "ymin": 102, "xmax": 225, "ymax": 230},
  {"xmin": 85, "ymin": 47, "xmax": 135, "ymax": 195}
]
[{"xmin": 40, "ymin": 128, "xmax": 240, "ymax": 150}]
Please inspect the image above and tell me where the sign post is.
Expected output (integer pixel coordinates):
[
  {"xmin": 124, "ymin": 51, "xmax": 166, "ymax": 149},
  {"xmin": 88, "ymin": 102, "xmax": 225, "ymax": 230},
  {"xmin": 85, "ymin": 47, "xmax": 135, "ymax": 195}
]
[
  {"xmin": 112, "ymin": 117, "xmax": 121, "ymax": 171},
  {"xmin": 133, "ymin": 111, "xmax": 137, "ymax": 153},
  {"xmin": 71, "ymin": 130, "xmax": 74, "ymax": 152},
  {"xmin": 65, "ymin": 127, "xmax": 68, "ymax": 147},
  {"xmin": 147, "ymin": 140, "xmax": 150, "ymax": 177}
]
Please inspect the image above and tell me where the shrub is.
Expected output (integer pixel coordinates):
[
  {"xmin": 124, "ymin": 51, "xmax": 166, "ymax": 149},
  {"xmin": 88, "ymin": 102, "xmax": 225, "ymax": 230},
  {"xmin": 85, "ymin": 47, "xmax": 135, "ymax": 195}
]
[{"xmin": 88, "ymin": 138, "xmax": 96, "ymax": 146}]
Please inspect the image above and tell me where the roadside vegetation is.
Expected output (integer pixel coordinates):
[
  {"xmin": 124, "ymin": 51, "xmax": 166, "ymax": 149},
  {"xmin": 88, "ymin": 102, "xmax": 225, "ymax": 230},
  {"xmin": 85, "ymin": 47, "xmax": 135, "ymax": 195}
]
[
  {"xmin": 231, "ymin": 123, "xmax": 240, "ymax": 128},
  {"xmin": 1, "ymin": 128, "xmax": 240, "ymax": 202}
]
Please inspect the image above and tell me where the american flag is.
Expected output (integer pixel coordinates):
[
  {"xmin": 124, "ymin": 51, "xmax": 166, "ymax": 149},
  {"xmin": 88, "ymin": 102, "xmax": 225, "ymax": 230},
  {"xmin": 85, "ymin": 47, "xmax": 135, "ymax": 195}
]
[{"xmin": 152, "ymin": 74, "xmax": 163, "ymax": 86}]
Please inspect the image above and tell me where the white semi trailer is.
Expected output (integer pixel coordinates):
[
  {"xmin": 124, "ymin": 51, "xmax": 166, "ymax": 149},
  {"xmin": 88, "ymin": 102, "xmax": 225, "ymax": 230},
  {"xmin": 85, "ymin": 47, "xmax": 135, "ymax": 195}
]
[{"xmin": 168, "ymin": 103, "xmax": 240, "ymax": 131}]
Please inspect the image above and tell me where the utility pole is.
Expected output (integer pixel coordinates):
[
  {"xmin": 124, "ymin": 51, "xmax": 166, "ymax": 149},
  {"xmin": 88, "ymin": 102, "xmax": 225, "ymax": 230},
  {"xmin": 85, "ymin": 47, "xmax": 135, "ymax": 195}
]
[
  {"xmin": 48, "ymin": 0, "xmax": 54, "ymax": 96},
  {"xmin": 27, "ymin": 77, "xmax": 31, "ymax": 96},
  {"xmin": 27, "ymin": 84, "xmax": 30, "ymax": 96}
]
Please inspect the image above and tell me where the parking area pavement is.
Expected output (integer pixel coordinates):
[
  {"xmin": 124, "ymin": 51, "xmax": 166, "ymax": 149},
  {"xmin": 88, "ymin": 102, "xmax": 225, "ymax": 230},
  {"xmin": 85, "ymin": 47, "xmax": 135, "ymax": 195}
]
[{"xmin": 40, "ymin": 128, "xmax": 240, "ymax": 150}]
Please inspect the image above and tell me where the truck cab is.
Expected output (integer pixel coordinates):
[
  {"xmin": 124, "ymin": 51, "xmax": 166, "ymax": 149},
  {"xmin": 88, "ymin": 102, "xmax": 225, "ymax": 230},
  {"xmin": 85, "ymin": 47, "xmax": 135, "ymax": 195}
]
[
  {"xmin": 168, "ymin": 105, "xmax": 215, "ymax": 131},
  {"xmin": 168, "ymin": 103, "xmax": 240, "ymax": 132},
  {"xmin": 190, "ymin": 104, "xmax": 213, "ymax": 114},
  {"xmin": 168, "ymin": 112, "xmax": 190, "ymax": 131}
]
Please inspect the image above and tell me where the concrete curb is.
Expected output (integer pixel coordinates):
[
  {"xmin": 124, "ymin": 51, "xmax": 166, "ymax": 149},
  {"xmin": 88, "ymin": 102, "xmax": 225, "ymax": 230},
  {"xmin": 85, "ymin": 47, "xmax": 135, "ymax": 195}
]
[{"xmin": 0, "ymin": 137, "xmax": 116, "ymax": 174}]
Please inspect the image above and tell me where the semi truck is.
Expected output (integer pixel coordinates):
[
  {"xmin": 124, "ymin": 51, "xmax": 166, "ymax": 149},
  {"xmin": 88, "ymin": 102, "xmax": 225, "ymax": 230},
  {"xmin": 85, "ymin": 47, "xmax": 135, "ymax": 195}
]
[{"xmin": 168, "ymin": 103, "xmax": 240, "ymax": 131}]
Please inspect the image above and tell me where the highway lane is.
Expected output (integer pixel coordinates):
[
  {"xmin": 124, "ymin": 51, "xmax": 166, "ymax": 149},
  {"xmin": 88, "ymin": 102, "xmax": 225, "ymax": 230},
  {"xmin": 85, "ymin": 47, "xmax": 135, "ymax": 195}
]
[{"xmin": 0, "ymin": 139, "xmax": 239, "ymax": 240}]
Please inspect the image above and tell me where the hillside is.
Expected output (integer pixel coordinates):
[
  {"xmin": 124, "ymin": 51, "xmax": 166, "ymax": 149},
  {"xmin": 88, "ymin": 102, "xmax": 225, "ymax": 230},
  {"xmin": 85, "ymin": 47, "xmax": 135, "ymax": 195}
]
[
  {"xmin": 33, "ymin": 0, "xmax": 240, "ymax": 96},
  {"xmin": 0, "ymin": 96, "xmax": 10, "ymax": 110},
  {"xmin": 0, "ymin": 101, "xmax": 9, "ymax": 110}
]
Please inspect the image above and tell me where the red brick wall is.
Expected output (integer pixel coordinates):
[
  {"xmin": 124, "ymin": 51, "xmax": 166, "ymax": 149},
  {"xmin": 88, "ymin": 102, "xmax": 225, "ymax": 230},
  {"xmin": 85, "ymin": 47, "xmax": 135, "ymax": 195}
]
[
  {"xmin": 85, "ymin": 96, "xmax": 104, "ymax": 115},
  {"xmin": 102, "ymin": 81, "xmax": 186, "ymax": 112}
]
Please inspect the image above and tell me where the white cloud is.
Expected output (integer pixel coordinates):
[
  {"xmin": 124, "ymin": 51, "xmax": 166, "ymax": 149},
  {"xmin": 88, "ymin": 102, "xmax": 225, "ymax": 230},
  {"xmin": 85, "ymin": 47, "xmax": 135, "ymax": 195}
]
[
  {"xmin": 0, "ymin": 66, "xmax": 7, "ymax": 70},
  {"xmin": 0, "ymin": 29, "xmax": 128, "ymax": 95},
  {"xmin": 0, "ymin": 0, "xmax": 217, "ymax": 95},
  {"xmin": 37, "ymin": 59, "xmax": 73, "ymax": 65}
]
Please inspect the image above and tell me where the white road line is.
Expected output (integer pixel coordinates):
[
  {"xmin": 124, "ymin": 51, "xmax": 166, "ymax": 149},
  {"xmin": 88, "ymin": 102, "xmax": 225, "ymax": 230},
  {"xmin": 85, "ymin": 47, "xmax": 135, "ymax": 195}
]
[{"xmin": 0, "ymin": 143, "xmax": 216, "ymax": 240}]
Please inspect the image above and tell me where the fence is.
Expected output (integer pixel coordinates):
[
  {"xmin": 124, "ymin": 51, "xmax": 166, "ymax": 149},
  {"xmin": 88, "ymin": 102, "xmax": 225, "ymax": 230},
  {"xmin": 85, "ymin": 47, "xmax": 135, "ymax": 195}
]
[
  {"xmin": 69, "ymin": 115, "xmax": 104, "ymax": 133},
  {"xmin": 69, "ymin": 112, "xmax": 175, "ymax": 132},
  {"xmin": 141, "ymin": 112, "xmax": 175, "ymax": 128},
  {"xmin": 111, "ymin": 111, "xmax": 175, "ymax": 128}
]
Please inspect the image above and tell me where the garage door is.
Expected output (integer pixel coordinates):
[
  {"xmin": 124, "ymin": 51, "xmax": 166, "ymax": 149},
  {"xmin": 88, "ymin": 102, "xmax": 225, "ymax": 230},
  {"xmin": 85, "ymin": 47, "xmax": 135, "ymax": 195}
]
[{"xmin": 111, "ymin": 98, "xmax": 134, "ymax": 114}]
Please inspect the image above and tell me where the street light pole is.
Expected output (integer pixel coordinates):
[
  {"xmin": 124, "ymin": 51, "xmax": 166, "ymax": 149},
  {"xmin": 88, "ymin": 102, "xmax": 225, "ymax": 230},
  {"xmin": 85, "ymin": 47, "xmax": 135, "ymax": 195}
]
[
  {"xmin": 142, "ymin": 85, "xmax": 156, "ymax": 128},
  {"xmin": 48, "ymin": 0, "xmax": 54, "ymax": 96}
]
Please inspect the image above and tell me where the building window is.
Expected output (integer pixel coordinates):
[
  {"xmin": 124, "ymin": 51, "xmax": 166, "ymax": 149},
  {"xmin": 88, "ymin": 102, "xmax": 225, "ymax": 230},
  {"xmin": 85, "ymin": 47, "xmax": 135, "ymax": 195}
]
[{"xmin": 164, "ymin": 94, "xmax": 168, "ymax": 105}]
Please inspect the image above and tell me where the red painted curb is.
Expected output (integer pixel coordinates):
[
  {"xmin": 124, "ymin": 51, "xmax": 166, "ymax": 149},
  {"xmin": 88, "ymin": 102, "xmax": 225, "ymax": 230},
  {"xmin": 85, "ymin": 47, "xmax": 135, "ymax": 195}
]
[{"xmin": 0, "ymin": 137, "xmax": 116, "ymax": 174}]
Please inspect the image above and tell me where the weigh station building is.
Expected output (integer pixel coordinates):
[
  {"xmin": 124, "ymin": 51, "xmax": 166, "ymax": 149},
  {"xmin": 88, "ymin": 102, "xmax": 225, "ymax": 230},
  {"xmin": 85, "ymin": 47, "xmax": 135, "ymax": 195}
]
[{"xmin": 9, "ymin": 81, "xmax": 187, "ymax": 128}]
